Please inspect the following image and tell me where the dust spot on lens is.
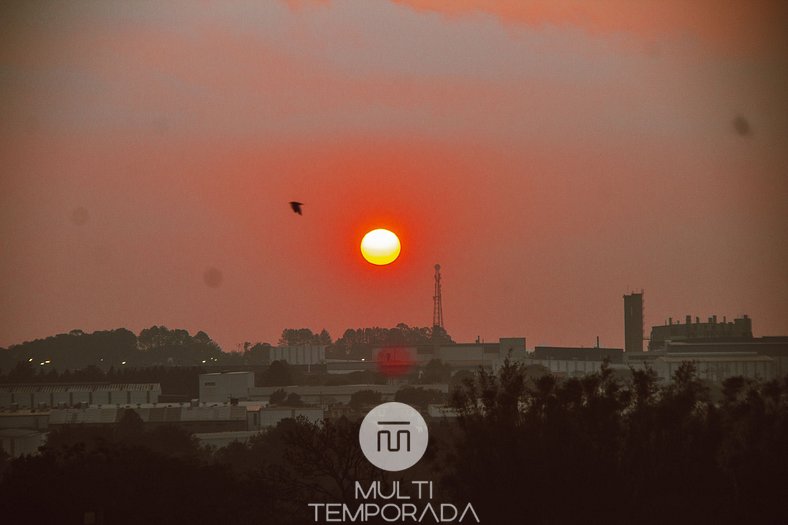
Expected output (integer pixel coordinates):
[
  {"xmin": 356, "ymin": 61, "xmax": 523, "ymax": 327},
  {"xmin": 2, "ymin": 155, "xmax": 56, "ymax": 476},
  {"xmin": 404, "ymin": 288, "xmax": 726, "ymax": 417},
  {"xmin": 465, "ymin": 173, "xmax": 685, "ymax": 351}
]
[
  {"xmin": 203, "ymin": 267, "xmax": 223, "ymax": 288},
  {"xmin": 70, "ymin": 207, "xmax": 90, "ymax": 226},
  {"xmin": 732, "ymin": 115, "xmax": 751, "ymax": 137}
]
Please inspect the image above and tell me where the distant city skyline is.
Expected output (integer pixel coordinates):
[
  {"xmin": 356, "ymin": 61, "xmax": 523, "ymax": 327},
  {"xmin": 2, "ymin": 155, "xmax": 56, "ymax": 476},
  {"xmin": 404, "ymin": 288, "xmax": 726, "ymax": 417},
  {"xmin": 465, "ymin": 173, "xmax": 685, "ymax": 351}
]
[{"xmin": 1, "ymin": 1, "xmax": 786, "ymax": 352}]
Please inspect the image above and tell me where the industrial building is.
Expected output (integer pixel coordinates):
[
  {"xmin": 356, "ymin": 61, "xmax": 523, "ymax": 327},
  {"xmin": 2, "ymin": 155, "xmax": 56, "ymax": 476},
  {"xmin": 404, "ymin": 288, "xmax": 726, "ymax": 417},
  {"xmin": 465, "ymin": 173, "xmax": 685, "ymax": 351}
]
[
  {"xmin": 0, "ymin": 428, "xmax": 45, "ymax": 457},
  {"xmin": 192, "ymin": 430, "xmax": 261, "ymax": 449},
  {"xmin": 627, "ymin": 351, "xmax": 775, "ymax": 383},
  {"xmin": 268, "ymin": 344, "xmax": 325, "ymax": 366},
  {"xmin": 0, "ymin": 409, "xmax": 49, "ymax": 431},
  {"xmin": 322, "ymin": 338, "xmax": 526, "ymax": 376},
  {"xmin": 532, "ymin": 346, "xmax": 624, "ymax": 364},
  {"xmin": 0, "ymin": 383, "xmax": 161, "ymax": 409},
  {"xmin": 371, "ymin": 337, "xmax": 526, "ymax": 371},
  {"xmin": 245, "ymin": 405, "xmax": 324, "ymax": 429},
  {"xmin": 526, "ymin": 346, "xmax": 625, "ymax": 378},
  {"xmin": 48, "ymin": 403, "xmax": 249, "ymax": 433},
  {"xmin": 199, "ymin": 371, "xmax": 255, "ymax": 404},
  {"xmin": 248, "ymin": 384, "xmax": 449, "ymax": 407},
  {"xmin": 660, "ymin": 338, "xmax": 788, "ymax": 377},
  {"xmin": 248, "ymin": 384, "xmax": 399, "ymax": 406},
  {"xmin": 198, "ymin": 371, "xmax": 451, "ymax": 407},
  {"xmin": 325, "ymin": 360, "xmax": 377, "ymax": 374},
  {"xmin": 529, "ymin": 358, "xmax": 620, "ymax": 377},
  {"xmin": 419, "ymin": 343, "xmax": 500, "ymax": 368},
  {"xmin": 648, "ymin": 314, "xmax": 753, "ymax": 351},
  {"xmin": 192, "ymin": 406, "xmax": 325, "ymax": 448},
  {"xmin": 624, "ymin": 292, "xmax": 644, "ymax": 353}
]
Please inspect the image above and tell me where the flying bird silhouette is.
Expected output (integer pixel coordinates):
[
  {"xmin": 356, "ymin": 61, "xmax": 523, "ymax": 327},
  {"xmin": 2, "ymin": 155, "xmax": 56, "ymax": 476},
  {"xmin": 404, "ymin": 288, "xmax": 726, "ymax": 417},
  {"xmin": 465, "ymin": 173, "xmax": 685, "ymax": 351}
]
[{"xmin": 289, "ymin": 201, "xmax": 304, "ymax": 215}]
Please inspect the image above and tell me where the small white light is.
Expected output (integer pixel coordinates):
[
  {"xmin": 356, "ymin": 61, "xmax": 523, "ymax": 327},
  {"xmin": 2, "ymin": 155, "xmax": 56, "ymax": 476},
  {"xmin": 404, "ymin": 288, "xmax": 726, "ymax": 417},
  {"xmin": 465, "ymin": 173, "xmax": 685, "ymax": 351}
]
[{"xmin": 121, "ymin": 361, "xmax": 126, "ymax": 365}]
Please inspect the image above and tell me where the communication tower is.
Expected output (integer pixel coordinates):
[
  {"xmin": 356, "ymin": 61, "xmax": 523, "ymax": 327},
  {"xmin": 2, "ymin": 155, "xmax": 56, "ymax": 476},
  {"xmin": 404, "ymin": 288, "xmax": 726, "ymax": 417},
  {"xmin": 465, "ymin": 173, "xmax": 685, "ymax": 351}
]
[{"xmin": 433, "ymin": 264, "xmax": 444, "ymax": 329}]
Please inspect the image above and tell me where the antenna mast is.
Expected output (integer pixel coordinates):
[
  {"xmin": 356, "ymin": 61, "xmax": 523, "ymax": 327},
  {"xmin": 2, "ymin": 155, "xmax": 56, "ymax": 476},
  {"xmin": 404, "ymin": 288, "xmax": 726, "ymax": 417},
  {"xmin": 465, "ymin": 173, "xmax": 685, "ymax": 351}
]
[{"xmin": 433, "ymin": 264, "xmax": 444, "ymax": 329}]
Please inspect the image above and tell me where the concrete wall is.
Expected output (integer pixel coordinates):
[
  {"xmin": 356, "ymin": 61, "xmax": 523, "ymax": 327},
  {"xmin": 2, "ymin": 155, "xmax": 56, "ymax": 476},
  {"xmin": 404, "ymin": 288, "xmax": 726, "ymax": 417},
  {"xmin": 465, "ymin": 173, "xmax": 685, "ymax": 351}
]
[{"xmin": 0, "ymin": 385, "xmax": 160, "ymax": 409}]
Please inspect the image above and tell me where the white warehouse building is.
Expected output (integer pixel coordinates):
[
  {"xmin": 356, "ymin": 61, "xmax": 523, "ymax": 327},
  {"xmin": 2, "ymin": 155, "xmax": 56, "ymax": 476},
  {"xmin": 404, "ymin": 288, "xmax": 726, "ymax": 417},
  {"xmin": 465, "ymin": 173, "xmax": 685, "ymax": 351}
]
[
  {"xmin": 269, "ymin": 345, "xmax": 325, "ymax": 366},
  {"xmin": 0, "ymin": 383, "xmax": 161, "ymax": 409},
  {"xmin": 199, "ymin": 371, "xmax": 255, "ymax": 404}
]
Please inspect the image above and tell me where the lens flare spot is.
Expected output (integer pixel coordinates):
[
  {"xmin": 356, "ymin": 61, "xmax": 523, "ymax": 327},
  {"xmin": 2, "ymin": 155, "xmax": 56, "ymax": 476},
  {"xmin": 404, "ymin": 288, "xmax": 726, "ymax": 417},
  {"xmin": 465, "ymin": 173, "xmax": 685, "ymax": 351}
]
[{"xmin": 376, "ymin": 347, "xmax": 414, "ymax": 378}]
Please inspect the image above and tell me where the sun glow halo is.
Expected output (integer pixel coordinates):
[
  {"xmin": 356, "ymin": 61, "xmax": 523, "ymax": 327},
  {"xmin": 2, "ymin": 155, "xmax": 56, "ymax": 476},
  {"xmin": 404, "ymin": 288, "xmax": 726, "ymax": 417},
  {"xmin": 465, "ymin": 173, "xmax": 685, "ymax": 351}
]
[{"xmin": 360, "ymin": 229, "xmax": 401, "ymax": 266}]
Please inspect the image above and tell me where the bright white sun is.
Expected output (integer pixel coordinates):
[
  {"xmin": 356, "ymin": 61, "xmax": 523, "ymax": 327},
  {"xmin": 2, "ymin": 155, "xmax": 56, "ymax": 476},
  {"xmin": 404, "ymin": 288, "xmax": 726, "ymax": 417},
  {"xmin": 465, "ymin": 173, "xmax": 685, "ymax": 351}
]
[{"xmin": 360, "ymin": 229, "xmax": 401, "ymax": 266}]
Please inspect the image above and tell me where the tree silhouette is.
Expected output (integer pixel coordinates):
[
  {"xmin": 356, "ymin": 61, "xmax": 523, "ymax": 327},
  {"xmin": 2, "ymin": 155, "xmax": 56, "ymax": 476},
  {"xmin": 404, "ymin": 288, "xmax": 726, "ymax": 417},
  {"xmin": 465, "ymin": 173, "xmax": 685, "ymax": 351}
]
[
  {"xmin": 420, "ymin": 358, "xmax": 452, "ymax": 384},
  {"xmin": 278, "ymin": 328, "xmax": 330, "ymax": 347},
  {"xmin": 260, "ymin": 361, "xmax": 294, "ymax": 387},
  {"xmin": 440, "ymin": 359, "xmax": 788, "ymax": 525},
  {"xmin": 270, "ymin": 388, "xmax": 288, "ymax": 405},
  {"xmin": 348, "ymin": 390, "xmax": 381, "ymax": 411}
]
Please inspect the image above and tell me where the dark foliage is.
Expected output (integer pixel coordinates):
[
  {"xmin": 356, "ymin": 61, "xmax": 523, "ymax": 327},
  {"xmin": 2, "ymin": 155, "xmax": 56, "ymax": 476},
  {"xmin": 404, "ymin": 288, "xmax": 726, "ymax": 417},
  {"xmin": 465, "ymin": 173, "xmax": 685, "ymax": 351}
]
[
  {"xmin": 278, "ymin": 328, "xmax": 332, "ymax": 347},
  {"xmin": 0, "ymin": 326, "xmax": 221, "ymax": 373},
  {"xmin": 348, "ymin": 389, "xmax": 382, "ymax": 411},
  {"xmin": 441, "ymin": 360, "xmax": 788, "ymax": 525},
  {"xmin": 269, "ymin": 389, "xmax": 305, "ymax": 407},
  {"xmin": 258, "ymin": 360, "xmax": 295, "ymax": 387},
  {"xmin": 419, "ymin": 359, "xmax": 452, "ymax": 384}
]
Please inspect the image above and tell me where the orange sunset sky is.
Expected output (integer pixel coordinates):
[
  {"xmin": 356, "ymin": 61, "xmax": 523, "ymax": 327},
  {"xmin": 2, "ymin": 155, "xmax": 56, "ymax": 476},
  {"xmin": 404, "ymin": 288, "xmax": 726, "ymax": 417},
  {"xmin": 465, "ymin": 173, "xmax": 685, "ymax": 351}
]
[{"xmin": 1, "ymin": 1, "xmax": 786, "ymax": 351}]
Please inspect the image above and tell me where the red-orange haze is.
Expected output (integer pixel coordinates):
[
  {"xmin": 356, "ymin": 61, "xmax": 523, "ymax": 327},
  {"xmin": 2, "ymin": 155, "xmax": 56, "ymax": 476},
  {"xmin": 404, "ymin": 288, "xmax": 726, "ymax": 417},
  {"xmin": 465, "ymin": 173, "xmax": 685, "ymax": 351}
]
[{"xmin": 1, "ymin": 1, "xmax": 786, "ymax": 350}]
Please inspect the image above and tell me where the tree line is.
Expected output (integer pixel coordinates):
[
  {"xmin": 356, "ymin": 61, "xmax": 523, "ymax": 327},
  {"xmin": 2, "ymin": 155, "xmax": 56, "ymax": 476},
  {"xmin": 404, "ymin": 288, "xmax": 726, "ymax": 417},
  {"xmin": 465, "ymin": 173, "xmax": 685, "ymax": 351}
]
[
  {"xmin": 0, "ymin": 364, "xmax": 205, "ymax": 400},
  {"xmin": 0, "ymin": 327, "xmax": 222, "ymax": 371},
  {"xmin": 0, "ymin": 324, "xmax": 455, "ymax": 374}
]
